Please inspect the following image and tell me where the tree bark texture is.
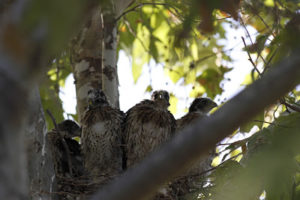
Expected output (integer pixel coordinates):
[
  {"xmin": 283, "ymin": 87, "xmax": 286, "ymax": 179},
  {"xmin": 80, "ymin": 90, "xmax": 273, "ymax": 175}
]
[
  {"xmin": 91, "ymin": 50, "xmax": 300, "ymax": 200},
  {"xmin": 71, "ymin": 0, "xmax": 133, "ymax": 121},
  {"xmin": 25, "ymin": 87, "xmax": 57, "ymax": 200},
  {"xmin": 102, "ymin": 1, "xmax": 120, "ymax": 108},
  {"xmin": 101, "ymin": 0, "xmax": 134, "ymax": 108},
  {"xmin": 71, "ymin": 9, "xmax": 104, "ymax": 123}
]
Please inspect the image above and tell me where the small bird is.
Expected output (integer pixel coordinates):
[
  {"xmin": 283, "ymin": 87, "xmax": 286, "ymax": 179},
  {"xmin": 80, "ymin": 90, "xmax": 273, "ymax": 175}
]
[
  {"xmin": 123, "ymin": 90, "xmax": 176, "ymax": 168},
  {"xmin": 173, "ymin": 97, "xmax": 217, "ymax": 196},
  {"xmin": 47, "ymin": 119, "xmax": 83, "ymax": 178},
  {"xmin": 81, "ymin": 89, "xmax": 124, "ymax": 180},
  {"xmin": 177, "ymin": 97, "xmax": 217, "ymax": 131}
]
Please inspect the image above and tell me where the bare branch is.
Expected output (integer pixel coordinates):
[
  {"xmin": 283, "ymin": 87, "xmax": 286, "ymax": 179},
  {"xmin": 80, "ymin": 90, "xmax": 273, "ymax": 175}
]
[
  {"xmin": 241, "ymin": 36, "xmax": 262, "ymax": 76},
  {"xmin": 116, "ymin": 2, "xmax": 180, "ymax": 21},
  {"xmin": 91, "ymin": 49, "xmax": 300, "ymax": 200}
]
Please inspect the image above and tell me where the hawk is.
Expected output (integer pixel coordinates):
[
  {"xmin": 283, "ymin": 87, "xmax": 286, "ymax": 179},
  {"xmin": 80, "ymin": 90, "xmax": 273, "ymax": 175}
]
[
  {"xmin": 173, "ymin": 97, "xmax": 217, "ymax": 196},
  {"xmin": 47, "ymin": 120, "xmax": 84, "ymax": 199},
  {"xmin": 123, "ymin": 90, "xmax": 176, "ymax": 168},
  {"xmin": 177, "ymin": 97, "xmax": 217, "ymax": 131},
  {"xmin": 47, "ymin": 119, "xmax": 83, "ymax": 178},
  {"xmin": 81, "ymin": 89, "xmax": 124, "ymax": 180}
]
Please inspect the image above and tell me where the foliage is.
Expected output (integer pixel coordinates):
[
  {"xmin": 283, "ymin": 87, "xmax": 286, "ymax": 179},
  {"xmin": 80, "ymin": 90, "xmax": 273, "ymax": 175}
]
[{"xmin": 118, "ymin": 0, "xmax": 232, "ymax": 102}]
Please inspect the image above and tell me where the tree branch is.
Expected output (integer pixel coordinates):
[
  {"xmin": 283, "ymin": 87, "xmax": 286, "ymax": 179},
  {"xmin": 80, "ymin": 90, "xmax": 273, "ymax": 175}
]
[{"xmin": 91, "ymin": 49, "xmax": 300, "ymax": 200}]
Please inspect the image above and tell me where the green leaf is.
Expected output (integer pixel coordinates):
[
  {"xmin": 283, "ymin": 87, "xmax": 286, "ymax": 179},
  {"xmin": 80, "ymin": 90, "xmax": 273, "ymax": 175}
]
[
  {"xmin": 145, "ymin": 85, "xmax": 153, "ymax": 92},
  {"xmin": 169, "ymin": 93, "xmax": 178, "ymax": 114}
]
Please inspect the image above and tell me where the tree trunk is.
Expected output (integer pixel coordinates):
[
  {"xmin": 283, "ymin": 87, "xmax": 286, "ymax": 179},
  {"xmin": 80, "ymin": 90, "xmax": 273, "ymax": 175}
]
[
  {"xmin": 71, "ymin": 9, "xmax": 104, "ymax": 123},
  {"xmin": 25, "ymin": 87, "xmax": 57, "ymax": 200},
  {"xmin": 102, "ymin": 1, "xmax": 119, "ymax": 108},
  {"xmin": 71, "ymin": 0, "xmax": 133, "ymax": 121},
  {"xmin": 101, "ymin": 0, "xmax": 134, "ymax": 108}
]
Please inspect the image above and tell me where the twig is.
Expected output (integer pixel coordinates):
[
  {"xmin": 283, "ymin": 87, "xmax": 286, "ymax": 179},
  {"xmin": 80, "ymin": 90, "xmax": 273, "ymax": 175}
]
[
  {"xmin": 240, "ymin": 16, "xmax": 269, "ymax": 69},
  {"xmin": 241, "ymin": 36, "xmax": 262, "ymax": 76},
  {"xmin": 46, "ymin": 109, "xmax": 73, "ymax": 176},
  {"xmin": 116, "ymin": 2, "xmax": 178, "ymax": 21},
  {"xmin": 280, "ymin": 99, "xmax": 300, "ymax": 113},
  {"xmin": 253, "ymin": 119, "xmax": 290, "ymax": 128}
]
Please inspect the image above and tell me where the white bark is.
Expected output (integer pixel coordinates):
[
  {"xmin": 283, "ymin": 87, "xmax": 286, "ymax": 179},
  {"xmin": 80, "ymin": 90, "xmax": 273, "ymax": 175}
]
[
  {"xmin": 72, "ymin": 0, "xmax": 133, "ymax": 117},
  {"xmin": 101, "ymin": 0, "xmax": 135, "ymax": 108},
  {"xmin": 71, "ymin": 9, "xmax": 104, "ymax": 123},
  {"xmin": 102, "ymin": 13, "xmax": 119, "ymax": 108}
]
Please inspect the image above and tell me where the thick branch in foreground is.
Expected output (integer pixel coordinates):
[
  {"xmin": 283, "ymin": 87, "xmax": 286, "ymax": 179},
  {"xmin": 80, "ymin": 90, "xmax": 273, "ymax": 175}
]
[
  {"xmin": 0, "ymin": 1, "xmax": 99, "ymax": 199},
  {"xmin": 91, "ymin": 51, "xmax": 300, "ymax": 200}
]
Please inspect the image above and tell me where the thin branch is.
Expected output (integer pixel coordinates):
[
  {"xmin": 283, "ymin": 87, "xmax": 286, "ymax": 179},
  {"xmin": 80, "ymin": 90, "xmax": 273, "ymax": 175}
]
[
  {"xmin": 280, "ymin": 99, "xmax": 300, "ymax": 113},
  {"xmin": 116, "ymin": 2, "xmax": 179, "ymax": 21},
  {"xmin": 241, "ymin": 36, "xmax": 262, "ymax": 76},
  {"xmin": 253, "ymin": 119, "xmax": 290, "ymax": 128},
  {"xmin": 46, "ymin": 109, "xmax": 73, "ymax": 176},
  {"xmin": 90, "ymin": 49, "xmax": 300, "ymax": 200},
  {"xmin": 240, "ymin": 16, "xmax": 269, "ymax": 69}
]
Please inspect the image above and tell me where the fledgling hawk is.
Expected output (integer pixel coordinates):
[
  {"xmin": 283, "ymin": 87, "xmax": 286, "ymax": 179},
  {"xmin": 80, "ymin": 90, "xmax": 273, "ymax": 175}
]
[
  {"xmin": 81, "ymin": 89, "xmax": 124, "ymax": 179},
  {"xmin": 173, "ymin": 97, "xmax": 217, "ymax": 196},
  {"xmin": 123, "ymin": 90, "xmax": 176, "ymax": 168},
  {"xmin": 47, "ymin": 119, "xmax": 83, "ymax": 178},
  {"xmin": 177, "ymin": 97, "xmax": 217, "ymax": 131}
]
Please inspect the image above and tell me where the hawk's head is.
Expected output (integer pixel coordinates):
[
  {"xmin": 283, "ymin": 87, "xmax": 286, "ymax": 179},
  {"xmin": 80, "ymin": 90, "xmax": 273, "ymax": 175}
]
[
  {"xmin": 87, "ymin": 89, "xmax": 109, "ymax": 108},
  {"xmin": 151, "ymin": 90, "xmax": 170, "ymax": 109},
  {"xmin": 189, "ymin": 98, "xmax": 217, "ymax": 114},
  {"xmin": 57, "ymin": 120, "xmax": 81, "ymax": 137}
]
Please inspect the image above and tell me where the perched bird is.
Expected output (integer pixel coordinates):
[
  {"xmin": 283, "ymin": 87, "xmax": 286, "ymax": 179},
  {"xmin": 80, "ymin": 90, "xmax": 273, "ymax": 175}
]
[
  {"xmin": 81, "ymin": 89, "xmax": 124, "ymax": 179},
  {"xmin": 47, "ymin": 119, "xmax": 83, "ymax": 178},
  {"xmin": 123, "ymin": 90, "xmax": 176, "ymax": 168},
  {"xmin": 177, "ymin": 97, "xmax": 217, "ymax": 131},
  {"xmin": 173, "ymin": 98, "xmax": 217, "ymax": 196}
]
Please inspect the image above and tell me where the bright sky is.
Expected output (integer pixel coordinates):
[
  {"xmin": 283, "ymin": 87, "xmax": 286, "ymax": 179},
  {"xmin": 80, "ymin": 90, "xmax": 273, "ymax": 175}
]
[{"xmin": 60, "ymin": 23, "xmax": 257, "ymax": 119}]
